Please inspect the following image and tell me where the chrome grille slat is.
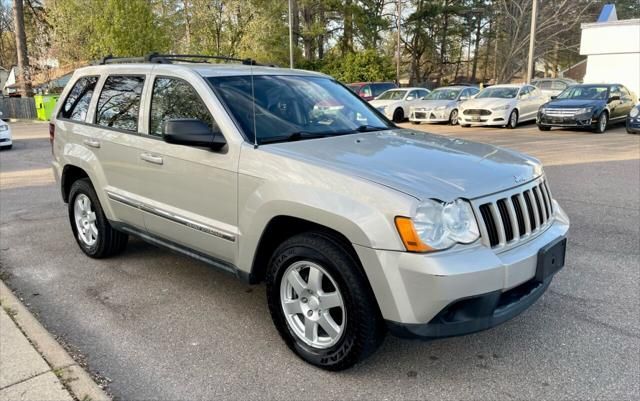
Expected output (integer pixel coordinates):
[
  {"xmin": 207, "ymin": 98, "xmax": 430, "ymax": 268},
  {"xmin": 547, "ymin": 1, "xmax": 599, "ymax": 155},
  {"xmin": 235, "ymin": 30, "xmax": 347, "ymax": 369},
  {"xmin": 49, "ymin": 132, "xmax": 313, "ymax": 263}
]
[
  {"xmin": 474, "ymin": 177, "xmax": 555, "ymax": 250},
  {"xmin": 544, "ymin": 108, "xmax": 580, "ymax": 117}
]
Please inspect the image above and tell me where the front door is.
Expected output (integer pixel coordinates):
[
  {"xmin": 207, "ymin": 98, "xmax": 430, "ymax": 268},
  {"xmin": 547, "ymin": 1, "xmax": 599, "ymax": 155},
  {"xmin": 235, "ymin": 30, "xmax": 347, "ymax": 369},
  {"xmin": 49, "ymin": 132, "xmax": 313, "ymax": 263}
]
[{"xmin": 135, "ymin": 76, "xmax": 239, "ymax": 264}]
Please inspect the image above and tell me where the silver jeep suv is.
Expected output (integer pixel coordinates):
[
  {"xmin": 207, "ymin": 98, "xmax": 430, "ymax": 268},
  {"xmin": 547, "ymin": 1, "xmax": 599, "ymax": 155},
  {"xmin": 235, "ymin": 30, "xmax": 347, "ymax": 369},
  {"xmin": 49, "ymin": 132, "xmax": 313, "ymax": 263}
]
[{"xmin": 51, "ymin": 55, "xmax": 569, "ymax": 370}]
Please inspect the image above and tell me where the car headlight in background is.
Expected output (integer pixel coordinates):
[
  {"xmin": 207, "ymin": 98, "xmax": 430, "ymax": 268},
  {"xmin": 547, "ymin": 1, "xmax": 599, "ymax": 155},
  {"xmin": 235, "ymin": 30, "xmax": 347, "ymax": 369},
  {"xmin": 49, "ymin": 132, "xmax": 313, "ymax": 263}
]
[
  {"xmin": 492, "ymin": 104, "xmax": 510, "ymax": 111},
  {"xmin": 395, "ymin": 199, "xmax": 480, "ymax": 252},
  {"xmin": 539, "ymin": 107, "xmax": 547, "ymax": 114},
  {"xmin": 630, "ymin": 107, "xmax": 639, "ymax": 118}
]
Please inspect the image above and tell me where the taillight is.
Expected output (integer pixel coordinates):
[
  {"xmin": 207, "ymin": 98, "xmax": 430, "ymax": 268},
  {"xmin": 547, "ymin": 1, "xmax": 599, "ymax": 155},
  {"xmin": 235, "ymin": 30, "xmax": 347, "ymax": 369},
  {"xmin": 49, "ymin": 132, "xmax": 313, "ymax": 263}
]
[{"xmin": 49, "ymin": 123, "xmax": 55, "ymax": 153}]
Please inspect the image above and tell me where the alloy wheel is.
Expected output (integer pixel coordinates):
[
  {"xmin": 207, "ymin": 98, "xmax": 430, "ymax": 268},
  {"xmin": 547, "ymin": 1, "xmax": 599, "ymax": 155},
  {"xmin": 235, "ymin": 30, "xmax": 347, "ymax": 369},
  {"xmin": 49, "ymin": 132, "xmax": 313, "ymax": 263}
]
[
  {"xmin": 280, "ymin": 261, "xmax": 346, "ymax": 349},
  {"xmin": 74, "ymin": 193, "xmax": 98, "ymax": 246},
  {"xmin": 450, "ymin": 109, "xmax": 459, "ymax": 125}
]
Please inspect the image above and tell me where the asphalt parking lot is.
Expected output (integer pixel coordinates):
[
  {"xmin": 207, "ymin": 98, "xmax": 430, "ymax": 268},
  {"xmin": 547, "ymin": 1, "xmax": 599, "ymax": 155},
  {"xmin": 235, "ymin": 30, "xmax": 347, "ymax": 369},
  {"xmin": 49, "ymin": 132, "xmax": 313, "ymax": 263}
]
[{"xmin": 1, "ymin": 121, "xmax": 638, "ymax": 400}]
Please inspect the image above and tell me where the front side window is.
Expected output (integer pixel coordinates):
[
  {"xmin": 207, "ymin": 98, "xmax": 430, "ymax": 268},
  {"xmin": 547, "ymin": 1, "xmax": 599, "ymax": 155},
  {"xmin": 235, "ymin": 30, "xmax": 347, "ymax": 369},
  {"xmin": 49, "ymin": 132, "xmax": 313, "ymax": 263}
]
[
  {"xmin": 476, "ymin": 87, "xmax": 519, "ymax": 99},
  {"xmin": 207, "ymin": 75, "xmax": 392, "ymax": 144},
  {"xmin": 95, "ymin": 75, "xmax": 145, "ymax": 132},
  {"xmin": 150, "ymin": 78, "xmax": 217, "ymax": 137},
  {"xmin": 59, "ymin": 76, "xmax": 98, "ymax": 121}
]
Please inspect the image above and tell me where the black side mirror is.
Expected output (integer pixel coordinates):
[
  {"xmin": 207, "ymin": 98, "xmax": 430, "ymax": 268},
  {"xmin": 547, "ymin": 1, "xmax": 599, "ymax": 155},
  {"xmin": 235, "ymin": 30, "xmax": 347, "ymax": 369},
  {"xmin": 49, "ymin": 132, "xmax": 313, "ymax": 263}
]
[
  {"xmin": 163, "ymin": 119, "xmax": 226, "ymax": 150},
  {"xmin": 608, "ymin": 95, "xmax": 620, "ymax": 102},
  {"xmin": 550, "ymin": 95, "xmax": 557, "ymax": 100}
]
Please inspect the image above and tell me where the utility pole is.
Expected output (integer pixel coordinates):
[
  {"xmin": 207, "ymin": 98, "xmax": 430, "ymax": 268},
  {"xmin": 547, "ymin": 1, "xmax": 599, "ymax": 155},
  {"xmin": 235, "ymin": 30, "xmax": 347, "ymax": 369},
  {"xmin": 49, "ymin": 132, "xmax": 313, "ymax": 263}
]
[
  {"xmin": 288, "ymin": 0, "xmax": 294, "ymax": 69},
  {"xmin": 526, "ymin": 0, "xmax": 538, "ymax": 83},
  {"xmin": 13, "ymin": 0, "xmax": 32, "ymax": 97},
  {"xmin": 396, "ymin": 0, "xmax": 401, "ymax": 85}
]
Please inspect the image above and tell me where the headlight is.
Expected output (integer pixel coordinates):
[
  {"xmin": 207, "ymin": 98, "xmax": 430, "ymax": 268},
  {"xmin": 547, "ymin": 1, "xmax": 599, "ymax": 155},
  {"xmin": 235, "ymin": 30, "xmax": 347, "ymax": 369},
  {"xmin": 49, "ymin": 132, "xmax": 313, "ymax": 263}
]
[
  {"xmin": 575, "ymin": 107, "xmax": 593, "ymax": 115},
  {"xmin": 492, "ymin": 104, "xmax": 510, "ymax": 111},
  {"xmin": 0, "ymin": 125, "xmax": 7, "ymax": 132},
  {"xmin": 435, "ymin": 105, "xmax": 447, "ymax": 111},
  {"xmin": 395, "ymin": 199, "xmax": 480, "ymax": 252},
  {"xmin": 630, "ymin": 107, "xmax": 639, "ymax": 117},
  {"xmin": 539, "ymin": 107, "xmax": 547, "ymax": 114}
]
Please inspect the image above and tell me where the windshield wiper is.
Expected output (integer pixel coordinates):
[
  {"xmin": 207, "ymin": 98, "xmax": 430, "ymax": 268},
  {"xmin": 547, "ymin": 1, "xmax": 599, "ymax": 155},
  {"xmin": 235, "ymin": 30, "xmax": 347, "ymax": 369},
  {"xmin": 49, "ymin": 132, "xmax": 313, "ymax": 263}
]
[{"xmin": 259, "ymin": 131, "xmax": 331, "ymax": 144}]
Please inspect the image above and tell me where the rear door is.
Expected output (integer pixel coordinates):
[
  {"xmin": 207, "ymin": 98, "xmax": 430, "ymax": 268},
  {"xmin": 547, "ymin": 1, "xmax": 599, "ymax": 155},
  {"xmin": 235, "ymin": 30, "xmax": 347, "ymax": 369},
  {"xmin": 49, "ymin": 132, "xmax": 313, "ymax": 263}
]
[{"xmin": 134, "ymin": 74, "xmax": 239, "ymax": 264}]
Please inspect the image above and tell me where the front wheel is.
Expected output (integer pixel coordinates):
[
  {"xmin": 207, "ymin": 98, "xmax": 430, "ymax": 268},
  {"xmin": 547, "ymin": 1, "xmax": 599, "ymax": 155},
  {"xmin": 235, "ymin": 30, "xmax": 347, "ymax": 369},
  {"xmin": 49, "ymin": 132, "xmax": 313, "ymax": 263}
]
[
  {"xmin": 392, "ymin": 108, "xmax": 404, "ymax": 123},
  {"xmin": 266, "ymin": 232, "xmax": 385, "ymax": 371},
  {"xmin": 68, "ymin": 178, "xmax": 128, "ymax": 258},
  {"xmin": 449, "ymin": 109, "xmax": 459, "ymax": 125},
  {"xmin": 593, "ymin": 112, "xmax": 608, "ymax": 134},
  {"xmin": 506, "ymin": 110, "xmax": 518, "ymax": 129}
]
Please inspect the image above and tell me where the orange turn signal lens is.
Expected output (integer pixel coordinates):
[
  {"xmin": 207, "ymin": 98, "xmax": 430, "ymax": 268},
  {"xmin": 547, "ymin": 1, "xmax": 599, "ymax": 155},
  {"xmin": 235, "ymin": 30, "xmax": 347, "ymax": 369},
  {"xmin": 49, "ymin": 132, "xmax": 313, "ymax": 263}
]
[{"xmin": 394, "ymin": 217, "xmax": 433, "ymax": 253}]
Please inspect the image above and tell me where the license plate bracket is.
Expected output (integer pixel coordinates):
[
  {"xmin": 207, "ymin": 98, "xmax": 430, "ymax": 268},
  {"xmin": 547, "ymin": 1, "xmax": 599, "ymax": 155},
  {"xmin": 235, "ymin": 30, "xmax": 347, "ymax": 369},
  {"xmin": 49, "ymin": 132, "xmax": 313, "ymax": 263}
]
[{"xmin": 535, "ymin": 237, "xmax": 567, "ymax": 282}]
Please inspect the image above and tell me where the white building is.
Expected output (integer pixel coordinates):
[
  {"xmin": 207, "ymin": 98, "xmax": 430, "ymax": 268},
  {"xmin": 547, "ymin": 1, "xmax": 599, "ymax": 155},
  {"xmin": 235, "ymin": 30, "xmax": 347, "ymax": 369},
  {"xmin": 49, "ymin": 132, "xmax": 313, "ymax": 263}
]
[{"xmin": 580, "ymin": 4, "xmax": 640, "ymax": 98}]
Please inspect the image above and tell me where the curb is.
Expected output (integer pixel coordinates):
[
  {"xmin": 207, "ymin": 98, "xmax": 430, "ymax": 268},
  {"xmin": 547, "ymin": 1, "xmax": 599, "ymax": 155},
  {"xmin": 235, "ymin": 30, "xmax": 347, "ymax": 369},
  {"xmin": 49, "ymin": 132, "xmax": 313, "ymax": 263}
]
[{"xmin": 0, "ymin": 280, "xmax": 110, "ymax": 401}]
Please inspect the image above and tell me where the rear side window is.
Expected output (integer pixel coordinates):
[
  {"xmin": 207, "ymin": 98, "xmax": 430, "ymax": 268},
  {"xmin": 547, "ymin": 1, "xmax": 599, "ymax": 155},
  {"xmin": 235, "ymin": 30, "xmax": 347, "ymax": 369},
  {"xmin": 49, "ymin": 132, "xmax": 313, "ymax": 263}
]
[
  {"xmin": 551, "ymin": 81, "xmax": 567, "ymax": 91},
  {"xmin": 59, "ymin": 76, "xmax": 98, "ymax": 121},
  {"xmin": 537, "ymin": 81, "xmax": 553, "ymax": 90},
  {"xmin": 95, "ymin": 75, "xmax": 145, "ymax": 132},
  {"xmin": 149, "ymin": 77, "xmax": 217, "ymax": 137}
]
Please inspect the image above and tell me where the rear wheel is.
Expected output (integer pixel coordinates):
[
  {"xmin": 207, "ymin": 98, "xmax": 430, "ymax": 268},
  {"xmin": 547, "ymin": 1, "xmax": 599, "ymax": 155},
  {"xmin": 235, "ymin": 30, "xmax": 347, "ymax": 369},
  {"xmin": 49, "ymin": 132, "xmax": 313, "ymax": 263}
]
[
  {"xmin": 266, "ymin": 232, "xmax": 385, "ymax": 371},
  {"xmin": 506, "ymin": 110, "xmax": 518, "ymax": 129},
  {"xmin": 68, "ymin": 178, "xmax": 128, "ymax": 258},
  {"xmin": 392, "ymin": 108, "xmax": 404, "ymax": 123},
  {"xmin": 449, "ymin": 109, "xmax": 459, "ymax": 125},
  {"xmin": 593, "ymin": 112, "xmax": 608, "ymax": 134}
]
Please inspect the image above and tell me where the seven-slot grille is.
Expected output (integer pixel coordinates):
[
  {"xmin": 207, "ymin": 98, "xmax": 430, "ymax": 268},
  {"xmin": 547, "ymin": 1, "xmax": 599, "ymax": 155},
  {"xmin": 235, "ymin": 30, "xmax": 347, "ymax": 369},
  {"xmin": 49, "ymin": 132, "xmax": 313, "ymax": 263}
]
[{"xmin": 476, "ymin": 179, "xmax": 554, "ymax": 249}]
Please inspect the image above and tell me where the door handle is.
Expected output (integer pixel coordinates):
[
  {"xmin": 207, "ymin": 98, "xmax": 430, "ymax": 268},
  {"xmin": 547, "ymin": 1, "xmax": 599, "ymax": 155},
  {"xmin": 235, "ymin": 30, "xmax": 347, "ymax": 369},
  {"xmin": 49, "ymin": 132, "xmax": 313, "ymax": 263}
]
[
  {"xmin": 83, "ymin": 139, "xmax": 100, "ymax": 148},
  {"xmin": 140, "ymin": 152, "xmax": 163, "ymax": 165}
]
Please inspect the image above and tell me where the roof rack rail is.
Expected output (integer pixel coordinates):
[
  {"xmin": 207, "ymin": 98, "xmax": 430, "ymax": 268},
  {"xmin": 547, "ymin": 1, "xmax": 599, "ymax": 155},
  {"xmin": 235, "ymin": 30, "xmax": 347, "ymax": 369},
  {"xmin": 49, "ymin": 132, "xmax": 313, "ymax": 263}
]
[{"xmin": 94, "ymin": 53, "xmax": 268, "ymax": 66}]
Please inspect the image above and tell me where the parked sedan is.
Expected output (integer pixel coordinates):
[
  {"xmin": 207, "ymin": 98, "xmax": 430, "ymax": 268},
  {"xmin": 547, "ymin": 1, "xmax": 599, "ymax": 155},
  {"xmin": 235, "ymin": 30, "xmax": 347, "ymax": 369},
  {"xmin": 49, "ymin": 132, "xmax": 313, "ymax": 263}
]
[
  {"xmin": 0, "ymin": 112, "xmax": 11, "ymax": 150},
  {"xmin": 626, "ymin": 103, "xmax": 640, "ymax": 134},
  {"xmin": 409, "ymin": 86, "xmax": 480, "ymax": 125},
  {"xmin": 537, "ymin": 84, "xmax": 636, "ymax": 134},
  {"xmin": 458, "ymin": 84, "xmax": 546, "ymax": 128},
  {"xmin": 369, "ymin": 87, "xmax": 430, "ymax": 122},
  {"xmin": 532, "ymin": 78, "xmax": 576, "ymax": 100}
]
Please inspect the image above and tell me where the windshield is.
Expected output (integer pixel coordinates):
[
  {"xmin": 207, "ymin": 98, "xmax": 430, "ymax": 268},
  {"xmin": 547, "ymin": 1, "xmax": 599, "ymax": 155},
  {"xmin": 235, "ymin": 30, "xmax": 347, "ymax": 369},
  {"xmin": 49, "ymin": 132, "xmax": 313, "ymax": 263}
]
[
  {"xmin": 424, "ymin": 88, "xmax": 461, "ymax": 101},
  {"xmin": 376, "ymin": 90, "xmax": 407, "ymax": 100},
  {"xmin": 476, "ymin": 87, "xmax": 519, "ymax": 99},
  {"xmin": 557, "ymin": 86, "xmax": 609, "ymax": 100},
  {"xmin": 207, "ymin": 75, "xmax": 391, "ymax": 144}
]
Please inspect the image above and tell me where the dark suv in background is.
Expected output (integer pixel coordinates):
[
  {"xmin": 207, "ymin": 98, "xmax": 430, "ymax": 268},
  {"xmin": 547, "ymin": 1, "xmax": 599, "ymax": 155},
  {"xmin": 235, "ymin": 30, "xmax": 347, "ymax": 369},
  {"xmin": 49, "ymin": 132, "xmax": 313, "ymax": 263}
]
[
  {"xmin": 347, "ymin": 82, "xmax": 397, "ymax": 101},
  {"xmin": 537, "ymin": 84, "xmax": 636, "ymax": 133}
]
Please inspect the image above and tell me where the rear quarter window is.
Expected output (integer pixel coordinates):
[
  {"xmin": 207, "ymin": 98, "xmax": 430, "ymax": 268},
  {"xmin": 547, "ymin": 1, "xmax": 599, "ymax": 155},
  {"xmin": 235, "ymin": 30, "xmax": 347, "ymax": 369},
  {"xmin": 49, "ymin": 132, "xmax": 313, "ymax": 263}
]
[{"xmin": 59, "ymin": 76, "xmax": 99, "ymax": 122}]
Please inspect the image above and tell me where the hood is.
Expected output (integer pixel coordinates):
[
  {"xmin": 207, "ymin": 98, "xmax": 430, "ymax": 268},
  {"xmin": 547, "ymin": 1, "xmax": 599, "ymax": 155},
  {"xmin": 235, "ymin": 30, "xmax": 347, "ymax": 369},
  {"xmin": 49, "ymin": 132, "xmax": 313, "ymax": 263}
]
[
  {"xmin": 265, "ymin": 129, "xmax": 543, "ymax": 201},
  {"xmin": 411, "ymin": 99, "xmax": 455, "ymax": 110},
  {"xmin": 369, "ymin": 99, "xmax": 400, "ymax": 108},
  {"xmin": 545, "ymin": 99, "xmax": 604, "ymax": 108},
  {"xmin": 462, "ymin": 97, "xmax": 514, "ymax": 110}
]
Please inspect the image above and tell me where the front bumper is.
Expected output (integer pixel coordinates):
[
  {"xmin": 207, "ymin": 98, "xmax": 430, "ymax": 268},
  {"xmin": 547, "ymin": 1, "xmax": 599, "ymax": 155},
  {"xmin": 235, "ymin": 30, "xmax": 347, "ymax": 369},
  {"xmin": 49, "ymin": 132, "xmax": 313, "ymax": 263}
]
[
  {"xmin": 0, "ymin": 129, "xmax": 11, "ymax": 147},
  {"xmin": 627, "ymin": 116, "xmax": 640, "ymax": 133},
  {"xmin": 458, "ymin": 109, "xmax": 509, "ymax": 126},
  {"xmin": 354, "ymin": 201, "xmax": 569, "ymax": 339},
  {"xmin": 409, "ymin": 109, "xmax": 450, "ymax": 123},
  {"xmin": 537, "ymin": 113, "xmax": 596, "ymax": 128}
]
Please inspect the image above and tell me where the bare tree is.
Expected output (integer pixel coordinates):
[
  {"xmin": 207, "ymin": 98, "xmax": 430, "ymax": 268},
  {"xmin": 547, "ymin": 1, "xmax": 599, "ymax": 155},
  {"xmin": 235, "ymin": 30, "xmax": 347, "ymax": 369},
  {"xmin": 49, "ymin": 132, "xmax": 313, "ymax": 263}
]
[{"xmin": 12, "ymin": 0, "xmax": 32, "ymax": 96}]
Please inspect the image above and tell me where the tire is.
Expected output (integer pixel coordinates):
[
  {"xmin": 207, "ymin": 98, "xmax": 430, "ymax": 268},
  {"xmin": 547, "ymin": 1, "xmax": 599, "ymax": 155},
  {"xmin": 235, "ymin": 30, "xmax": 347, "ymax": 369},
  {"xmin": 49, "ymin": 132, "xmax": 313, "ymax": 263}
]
[
  {"xmin": 449, "ymin": 109, "xmax": 459, "ymax": 125},
  {"xmin": 0, "ymin": 144, "xmax": 11, "ymax": 150},
  {"xmin": 392, "ymin": 108, "xmax": 404, "ymax": 123},
  {"xmin": 68, "ymin": 178, "xmax": 128, "ymax": 258},
  {"xmin": 410, "ymin": 121, "xmax": 420, "ymax": 125},
  {"xmin": 593, "ymin": 112, "xmax": 608, "ymax": 134},
  {"xmin": 266, "ymin": 232, "xmax": 385, "ymax": 371},
  {"xmin": 538, "ymin": 125, "xmax": 551, "ymax": 131},
  {"xmin": 461, "ymin": 124, "xmax": 470, "ymax": 128},
  {"xmin": 506, "ymin": 110, "xmax": 518, "ymax": 129}
]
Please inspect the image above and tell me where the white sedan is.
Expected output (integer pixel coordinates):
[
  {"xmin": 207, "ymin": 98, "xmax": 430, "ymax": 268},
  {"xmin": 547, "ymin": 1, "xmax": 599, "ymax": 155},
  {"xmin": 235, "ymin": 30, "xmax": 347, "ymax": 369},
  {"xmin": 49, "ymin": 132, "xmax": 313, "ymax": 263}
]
[
  {"xmin": 369, "ymin": 87, "xmax": 430, "ymax": 122},
  {"xmin": 0, "ymin": 112, "xmax": 11, "ymax": 150},
  {"xmin": 409, "ymin": 86, "xmax": 480, "ymax": 125},
  {"xmin": 458, "ymin": 84, "xmax": 546, "ymax": 128}
]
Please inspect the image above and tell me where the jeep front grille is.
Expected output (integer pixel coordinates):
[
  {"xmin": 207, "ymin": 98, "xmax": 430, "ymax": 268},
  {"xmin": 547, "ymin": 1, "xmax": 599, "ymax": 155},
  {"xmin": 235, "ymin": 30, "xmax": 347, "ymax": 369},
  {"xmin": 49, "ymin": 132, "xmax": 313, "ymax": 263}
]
[{"xmin": 474, "ymin": 178, "xmax": 554, "ymax": 249}]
